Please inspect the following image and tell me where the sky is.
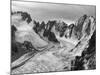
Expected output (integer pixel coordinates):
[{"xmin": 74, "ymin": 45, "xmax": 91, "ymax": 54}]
[{"xmin": 12, "ymin": 0, "xmax": 96, "ymax": 24}]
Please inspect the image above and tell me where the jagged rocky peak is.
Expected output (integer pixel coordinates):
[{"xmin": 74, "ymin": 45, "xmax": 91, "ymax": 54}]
[
  {"xmin": 55, "ymin": 20, "xmax": 68, "ymax": 37},
  {"xmin": 72, "ymin": 14, "xmax": 96, "ymax": 40}
]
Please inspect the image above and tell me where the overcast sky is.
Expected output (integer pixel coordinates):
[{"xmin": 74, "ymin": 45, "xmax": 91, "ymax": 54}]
[{"xmin": 12, "ymin": 0, "xmax": 96, "ymax": 24}]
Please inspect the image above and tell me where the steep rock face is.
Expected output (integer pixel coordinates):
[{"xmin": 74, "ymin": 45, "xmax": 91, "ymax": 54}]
[
  {"xmin": 71, "ymin": 31, "xmax": 96, "ymax": 70},
  {"xmin": 73, "ymin": 15, "xmax": 87, "ymax": 40},
  {"xmin": 72, "ymin": 15, "xmax": 95, "ymax": 41},
  {"xmin": 68, "ymin": 16, "xmax": 96, "ymax": 70},
  {"xmin": 68, "ymin": 15, "xmax": 95, "ymax": 56}
]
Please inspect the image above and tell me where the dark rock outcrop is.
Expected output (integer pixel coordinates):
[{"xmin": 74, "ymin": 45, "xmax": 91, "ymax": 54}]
[
  {"xmin": 71, "ymin": 31, "xmax": 96, "ymax": 70},
  {"xmin": 73, "ymin": 15, "xmax": 87, "ymax": 40},
  {"xmin": 33, "ymin": 20, "xmax": 60, "ymax": 43},
  {"xmin": 11, "ymin": 11, "xmax": 32, "ymax": 24}
]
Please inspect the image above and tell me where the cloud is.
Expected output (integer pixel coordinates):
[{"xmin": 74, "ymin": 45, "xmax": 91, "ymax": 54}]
[{"xmin": 12, "ymin": 1, "xmax": 96, "ymax": 23}]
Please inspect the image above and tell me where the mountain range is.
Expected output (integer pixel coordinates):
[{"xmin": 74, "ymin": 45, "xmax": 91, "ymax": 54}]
[{"xmin": 11, "ymin": 11, "xmax": 96, "ymax": 74}]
